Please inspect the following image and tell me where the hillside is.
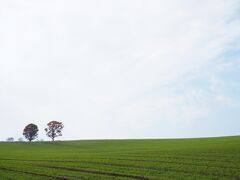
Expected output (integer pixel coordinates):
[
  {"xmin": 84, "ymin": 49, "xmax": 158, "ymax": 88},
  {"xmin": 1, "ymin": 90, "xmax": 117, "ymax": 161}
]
[{"xmin": 0, "ymin": 136, "xmax": 240, "ymax": 179}]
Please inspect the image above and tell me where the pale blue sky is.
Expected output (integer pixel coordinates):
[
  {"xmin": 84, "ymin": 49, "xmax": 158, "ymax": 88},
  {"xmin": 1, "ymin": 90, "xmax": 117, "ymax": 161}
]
[{"xmin": 0, "ymin": 0, "xmax": 240, "ymax": 141}]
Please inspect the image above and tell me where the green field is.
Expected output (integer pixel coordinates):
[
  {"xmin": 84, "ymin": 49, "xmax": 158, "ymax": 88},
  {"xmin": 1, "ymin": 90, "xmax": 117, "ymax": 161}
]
[{"xmin": 0, "ymin": 136, "xmax": 240, "ymax": 179}]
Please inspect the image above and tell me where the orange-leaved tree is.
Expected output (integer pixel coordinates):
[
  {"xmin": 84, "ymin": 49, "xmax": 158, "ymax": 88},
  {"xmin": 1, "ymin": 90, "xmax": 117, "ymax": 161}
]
[{"xmin": 45, "ymin": 121, "xmax": 64, "ymax": 141}]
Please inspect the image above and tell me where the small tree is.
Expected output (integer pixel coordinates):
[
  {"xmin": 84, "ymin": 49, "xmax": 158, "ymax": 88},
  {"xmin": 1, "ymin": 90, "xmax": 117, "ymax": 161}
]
[
  {"xmin": 6, "ymin": 137, "xmax": 14, "ymax": 142},
  {"xmin": 18, "ymin": 137, "xmax": 24, "ymax": 142},
  {"xmin": 23, "ymin": 123, "xmax": 39, "ymax": 142},
  {"xmin": 45, "ymin": 121, "xmax": 64, "ymax": 141}
]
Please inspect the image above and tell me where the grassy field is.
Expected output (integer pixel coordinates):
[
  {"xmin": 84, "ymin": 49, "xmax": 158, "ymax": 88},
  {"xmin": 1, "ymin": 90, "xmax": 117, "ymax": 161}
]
[{"xmin": 0, "ymin": 136, "xmax": 240, "ymax": 180}]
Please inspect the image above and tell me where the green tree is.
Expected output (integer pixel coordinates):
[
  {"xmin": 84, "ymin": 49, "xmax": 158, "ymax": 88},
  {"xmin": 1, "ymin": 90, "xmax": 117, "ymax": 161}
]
[{"xmin": 23, "ymin": 123, "xmax": 39, "ymax": 142}]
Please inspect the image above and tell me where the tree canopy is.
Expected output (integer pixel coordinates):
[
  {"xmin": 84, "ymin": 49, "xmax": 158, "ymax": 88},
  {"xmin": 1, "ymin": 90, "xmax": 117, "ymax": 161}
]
[
  {"xmin": 45, "ymin": 121, "xmax": 64, "ymax": 141},
  {"xmin": 23, "ymin": 123, "xmax": 39, "ymax": 142}
]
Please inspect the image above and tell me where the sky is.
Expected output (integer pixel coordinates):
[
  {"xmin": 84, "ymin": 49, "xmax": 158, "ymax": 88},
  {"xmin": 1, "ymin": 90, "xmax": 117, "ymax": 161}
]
[{"xmin": 0, "ymin": 0, "xmax": 240, "ymax": 141}]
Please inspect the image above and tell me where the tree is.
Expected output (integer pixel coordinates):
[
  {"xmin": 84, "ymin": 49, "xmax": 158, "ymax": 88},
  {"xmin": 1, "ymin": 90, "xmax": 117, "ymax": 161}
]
[
  {"xmin": 6, "ymin": 137, "xmax": 14, "ymax": 142},
  {"xmin": 18, "ymin": 137, "xmax": 24, "ymax": 142},
  {"xmin": 23, "ymin": 123, "xmax": 39, "ymax": 142},
  {"xmin": 45, "ymin": 121, "xmax": 64, "ymax": 141}
]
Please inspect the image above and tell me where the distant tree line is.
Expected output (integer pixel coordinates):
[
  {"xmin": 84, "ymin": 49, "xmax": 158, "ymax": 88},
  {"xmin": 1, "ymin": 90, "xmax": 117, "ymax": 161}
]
[{"xmin": 6, "ymin": 121, "xmax": 64, "ymax": 142}]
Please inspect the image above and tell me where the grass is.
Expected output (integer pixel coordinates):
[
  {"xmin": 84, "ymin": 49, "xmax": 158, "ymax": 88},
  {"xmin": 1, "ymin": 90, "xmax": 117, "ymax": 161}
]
[{"xmin": 0, "ymin": 136, "xmax": 240, "ymax": 179}]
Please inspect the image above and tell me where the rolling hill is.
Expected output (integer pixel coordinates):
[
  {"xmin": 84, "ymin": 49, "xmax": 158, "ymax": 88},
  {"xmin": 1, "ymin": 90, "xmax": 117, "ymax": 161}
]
[{"xmin": 0, "ymin": 136, "xmax": 240, "ymax": 179}]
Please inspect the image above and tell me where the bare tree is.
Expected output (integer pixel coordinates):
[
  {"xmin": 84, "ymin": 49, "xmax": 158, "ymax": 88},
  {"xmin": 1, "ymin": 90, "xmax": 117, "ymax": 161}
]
[
  {"xmin": 23, "ymin": 123, "xmax": 39, "ymax": 142},
  {"xmin": 45, "ymin": 121, "xmax": 64, "ymax": 141}
]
